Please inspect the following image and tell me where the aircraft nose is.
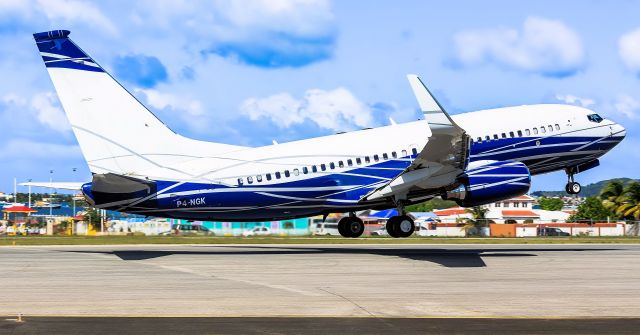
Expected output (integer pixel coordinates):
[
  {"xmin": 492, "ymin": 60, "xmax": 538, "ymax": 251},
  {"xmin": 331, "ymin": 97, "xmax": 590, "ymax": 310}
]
[{"xmin": 611, "ymin": 122, "xmax": 626, "ymax": 139}]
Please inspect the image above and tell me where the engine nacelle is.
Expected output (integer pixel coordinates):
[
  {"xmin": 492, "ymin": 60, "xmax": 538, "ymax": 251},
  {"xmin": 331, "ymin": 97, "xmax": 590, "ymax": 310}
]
[{"xmin": 445, "ymin": 160, "xmax": 531, "ymax": 207}]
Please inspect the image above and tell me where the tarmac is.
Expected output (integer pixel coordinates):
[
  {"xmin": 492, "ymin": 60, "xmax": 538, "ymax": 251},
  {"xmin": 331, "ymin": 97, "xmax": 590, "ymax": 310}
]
[{"xmin": 1, "ymin": 243, "xmax": 639, "ymax": 334}]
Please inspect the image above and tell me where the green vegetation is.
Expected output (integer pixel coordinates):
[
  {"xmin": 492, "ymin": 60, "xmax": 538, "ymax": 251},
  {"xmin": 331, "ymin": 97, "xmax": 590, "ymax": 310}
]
[
  {"xmin": 461, "ymin": 206, "xmax": 489, "ymax": 236},
  {"xmin": 568, "ymin": 180, "xmax": 640, "ymax": 222},
  {"xmin": 537, "ymin": 196, "xmax": 564, "ymax": 211},
  {"xmin": 0, "ymin": 235, "xmax": 638, "ymax": 246},
  {"xmin": 406, "ymin": 197, "xmax": 457, "ymax": 212},
  {"xmin": 532, "ymin": 178, "xmax": 639, "ymax": 198},
  {"xmin": 569, "ymin": 197, "xmax": 614, "ymax": 222}
]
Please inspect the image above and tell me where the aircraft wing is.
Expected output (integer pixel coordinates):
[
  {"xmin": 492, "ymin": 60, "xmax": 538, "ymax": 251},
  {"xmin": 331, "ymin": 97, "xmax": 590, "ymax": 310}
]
[
  {"xmin": 364, "ymin": 75, "xmax": 469, "ymax": 202},
  {"xmin": 19, "ymin": 181, "xmax": 84, "ymax": 191}
]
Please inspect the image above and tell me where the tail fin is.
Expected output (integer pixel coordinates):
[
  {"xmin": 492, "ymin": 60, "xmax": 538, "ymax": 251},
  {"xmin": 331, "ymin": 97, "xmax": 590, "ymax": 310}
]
[{"xmin": 33, "ymin": 30, "xmax": 246, "ymax": 178}]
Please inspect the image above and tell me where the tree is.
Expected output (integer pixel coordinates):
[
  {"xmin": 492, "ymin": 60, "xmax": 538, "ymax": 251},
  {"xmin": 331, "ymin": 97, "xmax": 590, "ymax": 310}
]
[
  {"xmin": 537, "ymin": 197, "xmax": 564, "ymax": 211},
  {"xmin": 83, "ymin": 207, "xmax": 106, "ymax": 229},
  {"xmin": 461, "ymin": 206, "xmax": 489, "ymax": 236},
  {"xmin": 406, "ymin": 197, "xmax": 457, "ymax": 212},
  {"xmin": 569, "ymin": 197, "xmax": 614, "ymax": 223},
  {"xmin": 616, "ymin": 182, "xmax": 640, "ymax": 219},
  {"xmin": 600, "ymin": 180, "xmax": 625, "ymax": 216}
]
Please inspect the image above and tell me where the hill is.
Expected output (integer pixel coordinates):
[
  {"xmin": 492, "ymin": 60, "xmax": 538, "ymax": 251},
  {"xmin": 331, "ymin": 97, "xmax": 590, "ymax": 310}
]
[{"xmin": 531, "ymin": 178, "xmax": 639, "ymax": 198}]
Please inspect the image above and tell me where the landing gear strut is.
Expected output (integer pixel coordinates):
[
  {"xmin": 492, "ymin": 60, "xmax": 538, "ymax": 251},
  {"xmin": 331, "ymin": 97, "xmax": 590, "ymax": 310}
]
[
  {"xmin": 565, "ymin": 170, "xmax": 581, "ymax": 195},
  {"xmin": 338, "ymin": 214, "xmax": 365, "ymax": 238},
  {"xmin": 386, "ymin": 201, "xmax": 415, "ymax": 238}
]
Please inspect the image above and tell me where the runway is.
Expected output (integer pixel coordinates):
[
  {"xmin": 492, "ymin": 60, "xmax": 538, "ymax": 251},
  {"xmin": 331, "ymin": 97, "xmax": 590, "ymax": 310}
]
[{"xmin": 1, "ymin": 243, "xmax": 639, "ymax": 334}]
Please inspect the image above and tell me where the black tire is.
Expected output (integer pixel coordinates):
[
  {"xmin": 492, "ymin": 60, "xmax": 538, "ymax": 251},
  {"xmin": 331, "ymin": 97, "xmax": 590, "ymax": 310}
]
[
  {"xmin": 347, "ymin": 217, "xmax": 365, "ymax": 238},
  {"xmin": 565, "ymin": 183, "xmax": 572, "ymax": 194},
  {"xmin": 396, "ymin": 215, "xmax": 415, "ymax": 238},
  {"xmin": 338, "ymin": 217, "xmax": 350, "ymax": 237},
  {"xmin": 386, "ymin": 217, "xmax": 399, "ymax": 238}
]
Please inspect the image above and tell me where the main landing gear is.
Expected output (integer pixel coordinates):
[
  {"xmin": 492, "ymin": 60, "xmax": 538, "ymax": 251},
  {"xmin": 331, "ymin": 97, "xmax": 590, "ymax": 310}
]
[
  {"xmin": 386, "ymin": 201, "xmax": 415, "ymax": 238},
  {"xmin": 565, "ymin": 170, "xmax": 582, "ymax": 195},
  {"xmin": 338, "ymin": 214, "xmax": 365, "ymax": 238}
]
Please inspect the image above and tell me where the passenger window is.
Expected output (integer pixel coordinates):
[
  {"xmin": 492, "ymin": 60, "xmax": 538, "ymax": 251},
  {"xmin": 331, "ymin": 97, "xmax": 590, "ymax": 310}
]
[
  {"xmin": 411, "ymin": 148, "xmax": 418, "ymax": 156},
  {"xmin": 256, "ymin": 175, "xmax": 262, "ymax": 182},
  {"xmin": 485, "ymin": 135, "xmax": 490, "ymax": 141},
  {"xmin": 237, "ymin": 178, "xmax": 244, "ymax": 186},
  {"xmin": 275, "ymin": 171, "xmax": 281, "ymax": 179},
  {"xmin": 247, "ymin": 176, "xmax": 253, "ymax": 184},
  {"xmin": 509, "ymin": 131, "xmax": 515, "ymax": 138},
  {"xmin": 493, "ymin": 134, "xmax": 498, "ymax": 140},
  {"xmin": 266, "ymin": 173, "xmax": 272, "ymax": 181},
  {"xmin": 284, "ymin": 170, "xmax": 290, "ymax": 177},
  {"xmin": 311, "ymin": 166, "xmax": 317, "ymax": 173},
  {"xmin": 525, "ymin": 129, "xmax": 531, "ymax": 136},
  {"xmin": 383, "ymin": 153, "xmax": 389, "ymax": 160},
  {"xmin": 365, "ymin": 156, "xmax": 371, "ymax": 163},
  {"xmin": 533, "ymin": 128, "xmax": 538, "ymax": 135},
  {"xmin": 392, "ymin": 152, "xmax": 397, "ymax": 158},
  {"xmin": 338, "ymin": 161, "xmax": 344, "ymax": 168},
  {"xmin": 347, "ymin": 159, "xmax": 353, "ymax": 166},
  {"xmin": 330, "ymin": 162, "xmax": 335, "ymax": 169},
  {"xmin": 477, "ymin": 137, "xmax": 482, "ymax": 142},
  {"xmin": 321, "ymin": 164, "xmax": 326, "ymax": 171},
  {"xmin": 517, "ymin": 130, "xmax": 522, "ymax": 137},
  {"xmin": 293, "ymin": 168, "xmax": 299, "ymax": 176},
  {"xmin": 302, "ymin": 167, "xmax": 309, "ymax": 174},
  {"xmin": 540, "ymin": 126, "xmax": 546, "ymax": 134},
  {"xmin": 501, "ymin": 133, "xmax": 507, "ymax": 138},
  {"xmin": 373, "ymin": 154, "xmax": 379, "ymax": 162},
  {"xmin": 555, "ymin": 124, "xmax": 560, "ymax": 131},
  {"xmin": 356, "ymin": 157, "xmax": 362, "ymax": 165},
  {"xmin": 401, "ymin": 150, "xmax": 407, "ymax": 157},
  {"xmin": 547, "ymin": 125, "xmax": 553, "ymax": 132}
]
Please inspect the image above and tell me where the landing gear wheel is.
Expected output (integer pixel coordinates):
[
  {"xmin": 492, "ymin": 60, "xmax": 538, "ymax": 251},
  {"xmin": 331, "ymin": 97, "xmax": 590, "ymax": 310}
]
[
  {"xmin": 566, "ymin": 182, "xmax": 581, "ymax": 195},
  {"xmin": 338, "ymin": 216, "xmax": 364, "ymax": 238},
  {"xmin": 386, "ymin": 215, "xmax": 415, "ymax": 238}
]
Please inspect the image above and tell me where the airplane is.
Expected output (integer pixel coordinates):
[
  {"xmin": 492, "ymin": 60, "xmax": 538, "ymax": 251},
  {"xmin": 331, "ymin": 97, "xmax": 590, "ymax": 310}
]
[{"xmin": 27, "ymin": 30, "xmax": 626, "ymax": 238}]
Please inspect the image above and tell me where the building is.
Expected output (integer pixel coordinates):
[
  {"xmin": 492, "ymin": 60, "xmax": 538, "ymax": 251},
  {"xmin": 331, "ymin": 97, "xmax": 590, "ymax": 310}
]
[{"xmin": 432, "ymin": 195, "xmax": 570, "ymax": 224}]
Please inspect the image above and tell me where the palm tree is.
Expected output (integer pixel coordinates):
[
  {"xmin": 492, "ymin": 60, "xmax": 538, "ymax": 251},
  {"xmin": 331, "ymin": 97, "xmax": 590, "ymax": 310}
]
[
  {"xmin": 617, "ymin": 182, "xmax": 640, "ymax": 220},
  {"xmin": 600, "ymin": 180, "xmax": 625, "ymax": 214},
  {"xmin": 462, "ymin": 206, "xmax": 489, "ymax": 236}
]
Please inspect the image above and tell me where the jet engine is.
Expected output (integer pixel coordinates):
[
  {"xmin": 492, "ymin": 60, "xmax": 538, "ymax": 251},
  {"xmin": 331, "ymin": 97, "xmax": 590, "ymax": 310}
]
[{"xmin": 445, "ymin": 160, "xmax": 531, "ymax": 207}]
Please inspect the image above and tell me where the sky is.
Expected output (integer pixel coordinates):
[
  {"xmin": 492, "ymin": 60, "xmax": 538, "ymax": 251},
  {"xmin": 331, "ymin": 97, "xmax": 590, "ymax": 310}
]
[{"xmin": 0, "ymin": 0, "xmax": 639, "ymax": 194}]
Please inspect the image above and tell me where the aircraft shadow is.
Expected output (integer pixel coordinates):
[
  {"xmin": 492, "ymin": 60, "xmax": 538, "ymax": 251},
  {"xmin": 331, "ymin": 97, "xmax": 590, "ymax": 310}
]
[{"xmin": 60, "ymin": 246, "xmax": 618, "ymax": 268}]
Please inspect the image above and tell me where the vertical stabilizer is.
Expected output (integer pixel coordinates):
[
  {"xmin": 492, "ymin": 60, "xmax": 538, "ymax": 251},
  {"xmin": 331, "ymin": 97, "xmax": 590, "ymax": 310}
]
[{"xmin": 33, "ymin": 30, "xmax": 246, "ymax": 177}]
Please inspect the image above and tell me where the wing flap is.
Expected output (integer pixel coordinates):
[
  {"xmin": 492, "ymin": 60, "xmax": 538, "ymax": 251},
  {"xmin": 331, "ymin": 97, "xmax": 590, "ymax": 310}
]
[{"xmin": 363, "ymin": 75, "xmax": 469, "ymax": 202}]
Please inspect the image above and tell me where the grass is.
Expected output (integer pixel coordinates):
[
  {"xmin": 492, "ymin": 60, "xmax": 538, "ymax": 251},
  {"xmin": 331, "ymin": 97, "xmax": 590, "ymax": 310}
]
[{"xmin": 0, "ymin": 235, "xmax": 639, "ymax": 246}]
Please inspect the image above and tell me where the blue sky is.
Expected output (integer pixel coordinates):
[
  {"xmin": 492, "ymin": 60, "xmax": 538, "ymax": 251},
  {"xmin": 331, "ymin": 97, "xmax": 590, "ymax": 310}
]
[{"xmin": 0, "ymin": 0, "xmax": 639, "ymax": 194}]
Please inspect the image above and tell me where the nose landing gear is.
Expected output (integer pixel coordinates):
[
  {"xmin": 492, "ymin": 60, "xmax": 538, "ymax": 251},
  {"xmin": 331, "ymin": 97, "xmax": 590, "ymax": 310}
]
[{"xmin": 565, "ymin": 170, "xmax": 581, "ymax": 195}]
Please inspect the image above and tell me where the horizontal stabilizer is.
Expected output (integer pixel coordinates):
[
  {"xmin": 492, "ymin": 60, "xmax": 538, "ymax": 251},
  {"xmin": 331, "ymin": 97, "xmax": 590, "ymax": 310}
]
[{"xmin": 19, "ymin": 181, "xmax": 84, "ymax": 191}]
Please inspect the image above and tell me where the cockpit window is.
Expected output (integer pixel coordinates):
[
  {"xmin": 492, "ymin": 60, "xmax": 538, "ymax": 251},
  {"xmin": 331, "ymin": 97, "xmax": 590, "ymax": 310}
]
[{"xmin": 587, "ymin": 114, "xmax": 603, "ymax": 123}]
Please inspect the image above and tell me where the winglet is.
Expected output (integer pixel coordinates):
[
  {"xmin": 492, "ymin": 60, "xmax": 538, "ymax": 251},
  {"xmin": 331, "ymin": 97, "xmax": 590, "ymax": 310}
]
[{"xmin": 407, "ymin": 74, "xmax": 459, "ymax": 128}]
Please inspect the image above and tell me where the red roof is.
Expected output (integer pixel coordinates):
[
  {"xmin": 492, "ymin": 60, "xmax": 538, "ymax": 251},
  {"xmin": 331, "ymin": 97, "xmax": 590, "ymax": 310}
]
[
  {"xmin": 434, "ymin": 208, "xmax": 467, "ymax": 216},
  {"xmin": 502, "ymin": 210, "xmax": 539, "ymax": 217},
  {"xmin": 2, "ymin": 205, "xmax": 37, "ymax": 213}
]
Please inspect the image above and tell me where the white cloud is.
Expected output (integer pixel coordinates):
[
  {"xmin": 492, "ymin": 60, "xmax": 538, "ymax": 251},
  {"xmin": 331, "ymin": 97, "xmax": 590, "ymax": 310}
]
[
  {"xmin": 555, "ymin": 94, "xmax": 595, "ymax": 107},
  {"xmin": 35, "ymin": 0, "xmax": 117, "ymax": 35},
  {"xmin": 134, "ymin": 88, "xmax": 210, "ymax": 132},
  {"xmin": 613, "ymin": 94, "xmax": 639, "ymax": 120},
  {"xmin": 30, "ymin": 92, "xmax": 71, "ymax": 132},
  {"xmin": 452, "ymin": 17, "xmax": 585, "ymax": 77},
  {"xmin": 240, "ymin": 87, "xmax": 374, "ymax": 131},
  {"xmin": 2, "ymin": 92, "xmax": 70, "ymax": 132},
  {"xmin": 0, "ymin": 139, "xmax": 81, "ymax": 160},
  {"xmin": 619, "ymin": 28, "xmax": 640, "ymax": 76}
]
